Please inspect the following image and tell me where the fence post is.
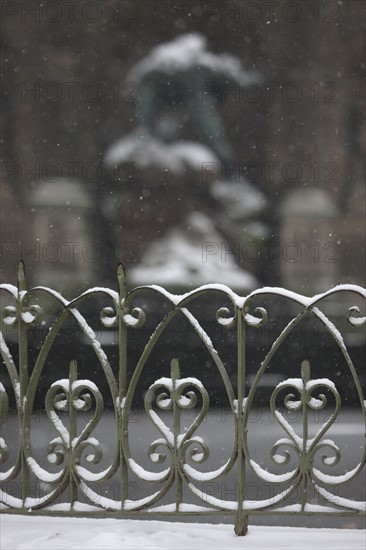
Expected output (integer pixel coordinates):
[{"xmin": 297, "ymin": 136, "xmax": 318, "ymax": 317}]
[
  {"xmin": 69, "ymin": 360, "xmax": 78, "ymax": 508},
  {"xmin": 235, "ymin": 305, "xmax": 248, "ymax": 535},
  {"xmin": 118, "ymin": 263, "xmax": 128, "ymax": 509},
  {"xmin": 18, "ymin": 261, "xmax": 30, "ymax": 508}
]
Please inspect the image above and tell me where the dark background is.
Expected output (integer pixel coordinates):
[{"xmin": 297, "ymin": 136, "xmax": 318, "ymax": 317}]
[{"xmin": 1, "ymin": 0, "xmax": 365, "ymax": 294}]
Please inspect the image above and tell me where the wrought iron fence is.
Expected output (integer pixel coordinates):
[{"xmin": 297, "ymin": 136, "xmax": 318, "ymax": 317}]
[{"xmin": 0, "ymin": 262, "xmax": 365, "ymax": 535}]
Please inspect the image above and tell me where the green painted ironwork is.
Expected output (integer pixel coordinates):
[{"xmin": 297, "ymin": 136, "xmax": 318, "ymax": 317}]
[{"xmin": 0, "ymin": 262, "xmax": 365, "ymax": 535}]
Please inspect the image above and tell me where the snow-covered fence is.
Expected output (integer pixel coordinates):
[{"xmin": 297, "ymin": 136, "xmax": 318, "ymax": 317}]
[{"xmin": 0, "ymin": 262, "xmax": 365, "ymax": 535}]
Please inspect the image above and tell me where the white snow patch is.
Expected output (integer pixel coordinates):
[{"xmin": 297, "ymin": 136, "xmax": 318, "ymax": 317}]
[
  {"xmin": 180, "ymin": 308, "xmax": 216, "ymax": 353},
  {"xmin": 183, "ymin": 459, "xmax": 231, "ymax": 482},
  {"xmin": 0, "ymin": 334, "xmax": 17, "ymax": 375},
  {"xmin": 20, "ymin": 311, "xmax": 35, "ymax": 323},
  {"xmin": 210, "ymin": 178, "xmax": 267, "ymax": 220},
  {"xmin": 311, "ymin": 307, "xmax": 347, "ymax": 350},
  {"xmin": 249, "ymin": 459, "xmax": 297, "ymax": 483},
  {"xmin": 312, "ymin": 463, "xmax": 361, "ymax": 485},
  {"xmin": 129, "ymin": 212, "xmax": 256, "ymax": 290},
  {"xmin": 13, "ymin": 382, "xmax": 20, "ymax": 401},
  {"xmin": 105, "ymin": 130, "xmax": 218, "ymax": 173},
  {"xmin": 70, "ymin": 309, "xmax": 110, "ymax": 368},
  {"xmin": 47, "ymin": 411, "xmax": 69, "ymax": 445},
  {"xmin": 314, "ymin": 484, "xmax": 366, "ymax": 512},
  {"xmin": 0, "ymin": 283, "xmax": 18, "ymax": 296},
  {"xmin": 26, "ymin": 457, "xmax": 62, "ymax": 483},
  {"xmin": 128, "ymin": 458, "xmax": 170, "ymax": 482},
  {"xmin": 128, "ymin": 33, "xmax": 258, "ymax": 85},
  {"xmin": 0, "ymin": 465, "xmax": 14, "ymax": 482},
  {"xmin": 0, "ymin": 515, "xmax": 365, "ymax": 549}
]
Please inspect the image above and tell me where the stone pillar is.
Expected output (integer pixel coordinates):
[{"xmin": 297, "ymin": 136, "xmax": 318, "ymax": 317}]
[
  {"xmin": 280, "ymin": 188, "xmax": 338, "ymax": 293},
  {"xmin": 28, "ymin": 180, "xmax": 95, "ymax": 293}
]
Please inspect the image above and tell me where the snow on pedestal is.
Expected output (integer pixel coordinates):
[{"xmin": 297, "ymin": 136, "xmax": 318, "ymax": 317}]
[
  {"xmin": 105, "ymin": 130, "xmax": 218, "ymax": 176},
  {"xmin": 129, "ymin": 211, "xmax": 257, "ymax": 291}
]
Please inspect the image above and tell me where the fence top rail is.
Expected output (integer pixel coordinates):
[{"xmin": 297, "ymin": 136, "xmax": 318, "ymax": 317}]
[{"xmin": 1, "ymin": 261, "xmax": 365, "ymax": 305}]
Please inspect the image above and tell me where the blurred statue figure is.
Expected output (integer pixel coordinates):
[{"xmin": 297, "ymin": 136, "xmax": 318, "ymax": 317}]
[
  {"xmin": 128, "ymin": 33, "xmax": 259, "ymax": 164},
  {"xmin": 103, "ymin": 34, "xmax": 266, "ymax": 291}
]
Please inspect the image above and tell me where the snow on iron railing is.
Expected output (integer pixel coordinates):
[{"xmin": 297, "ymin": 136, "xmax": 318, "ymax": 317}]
[{"xmin": 0, "ymin": 262, "xmax": 365, "ymax": 535}]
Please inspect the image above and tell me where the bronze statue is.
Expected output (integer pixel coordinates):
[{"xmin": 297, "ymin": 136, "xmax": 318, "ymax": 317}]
[{"xmin": 128, "ymin": 33, "xmax": 260, "ymax": 164}]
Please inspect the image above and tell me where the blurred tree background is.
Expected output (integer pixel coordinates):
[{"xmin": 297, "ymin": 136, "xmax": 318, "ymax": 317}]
[{"xmin": 1, "ymin": 0, "xmax": 365, "ymax": 294}]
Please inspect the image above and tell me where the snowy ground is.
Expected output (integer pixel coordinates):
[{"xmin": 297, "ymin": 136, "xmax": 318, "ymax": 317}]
[{"xmin": 1, "ymin": 515, "xmax": 365, "ymax": 550}]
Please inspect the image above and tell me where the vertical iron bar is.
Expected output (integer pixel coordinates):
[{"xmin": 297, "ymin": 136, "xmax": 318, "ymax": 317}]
[
  {"xmin": 118, "ymin": 263, "xmax": 128, "ymax": 509},
  {"xmin": 69, "ymin": 360, "xmax": 78, "ymax": 508},
  {"xmin": 235, "ymin": 306, "xmax": 248, "ymax": 535},
  {"xmin": 172, "ymin": 359, "xmax": 182, "ymax": 511},
  {"xmin": 18, "ymin": 261, "xmax": 29, "ymax": 507},
  {"xmin": 301, "ymin": 360, "xmax": 310, "ymax": 511}
]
